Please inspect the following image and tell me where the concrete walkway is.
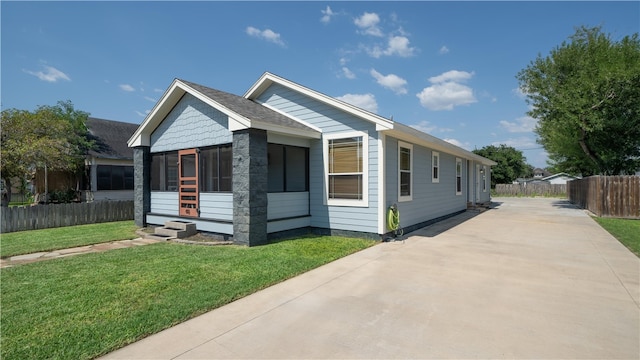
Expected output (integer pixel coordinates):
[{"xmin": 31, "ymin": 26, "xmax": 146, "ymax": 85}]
[
  {"xmin": 0, "ymin": 238, "xmax": 159, "ymax": 268},
  {"xmin": 102, "ymin": 198, "xmax": 639, "ymax": 359}
]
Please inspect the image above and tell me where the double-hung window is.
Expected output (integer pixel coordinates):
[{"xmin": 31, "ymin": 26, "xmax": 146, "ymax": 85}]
[
  {"xmin": 456, "ymin": 158, "xmax": 462, "ymax": 195},
  {"xmin": 398, "ymin": 142, "xmax": 412, "ymax": 201},
  {"xmin": 483, "ymin": 165, "xmax": 488, "ymax": 192},
  {"xmin": 325, "ymin": 132, "xmax": 368, "ymax": 206},
  {"xmin": 432, "ymin": 151, "xmax": 440, "ymax": 183}
]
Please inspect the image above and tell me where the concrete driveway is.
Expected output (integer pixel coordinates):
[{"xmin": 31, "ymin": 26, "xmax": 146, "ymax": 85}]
[{"xmin": 103, "ymin": 197, "xmax": 639, "ymax": 359}]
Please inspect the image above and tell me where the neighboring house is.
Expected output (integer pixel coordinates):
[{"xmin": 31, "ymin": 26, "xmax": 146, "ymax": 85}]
[
  {"xmin": 128, "ymin": 72, "xmax": 496, "ymax": 246},
  {"xmin": 32, "ymin": 117, "xmax": 139, "ymax": 202},
  {"xmin": 532, "ymin": 168, "xmax": 552, "ymax": 179},
  {"xmin": 514, "ymin": 171, "xmax": 580, "ymax": 185},
  {"xmin": 83, "ymin": 117, "xmax": 140, "ymax": 201},
  {"xmin": 540, "ymin": 172, "xmax": 580, "ymax": 184}
]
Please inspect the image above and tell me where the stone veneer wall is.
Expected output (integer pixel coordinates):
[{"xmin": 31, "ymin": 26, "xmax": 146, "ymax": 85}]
[
  {"xmin": 232, "ymin": 129, "xmax": 268, "ymax": 246},
  {"xmin": 133, "ymin": 146, "xmax": 151, "ymax": 227}
]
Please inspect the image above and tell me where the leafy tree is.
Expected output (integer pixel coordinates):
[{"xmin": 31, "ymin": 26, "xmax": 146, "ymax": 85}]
[
  {"xmin": 1, "ymin": 101, "xmax": 93, "ymax": 205},
  {"xmin": 516, "ymin": 26, "xmax": 640, "ymax": 176},
  {"xmin": 473, "ymin": 144, "xmax": 531, "ymax": 188}
]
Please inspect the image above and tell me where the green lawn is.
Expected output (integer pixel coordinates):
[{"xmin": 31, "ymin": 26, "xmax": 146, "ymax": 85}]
[
  {"xmin": 594, "ymin": 217, "xmax": 640, "ymax": 257},
  {"xmin": 0, "ymin": 236, "xmax": 376, "ymax": 360},
  {"xmin": 0, "ymin": 221, "xmax": 137, "ymax": 258}
]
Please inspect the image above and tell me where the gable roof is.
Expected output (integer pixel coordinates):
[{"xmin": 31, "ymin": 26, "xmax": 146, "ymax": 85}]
[
  {"xmin": 245, "ymin": 72, "xmax": 495, "ymax": 166},
  {"xmin": 128, "ymin": 72, "xmax": 496, "ymax": 166},
  {"xmin": 541, "ymin": 172, "xmax": 580, "ymax": 181},
  {"xmin": 86, "ymin": 117, "xmax": 139, "ymax": 160},
  {"xmin": 128, "ymin": 79, "xmax": 320, "ymax": 147},
  {"xmin": 245, "ymin": 72, "xmax": 394, "ymax": 131}
]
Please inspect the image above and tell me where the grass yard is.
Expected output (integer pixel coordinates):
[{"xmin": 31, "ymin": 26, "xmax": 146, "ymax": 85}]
[
  {"xmin": 0, "ymin": 221, "xmax": 137, "ymax": 258},
  {"xmin": 0, "ymin": 236, "xmax": 376, "ymax": 360},
  {"xmin": 594, "ymin": 217, "xmax": 640, "ymax": 257}
]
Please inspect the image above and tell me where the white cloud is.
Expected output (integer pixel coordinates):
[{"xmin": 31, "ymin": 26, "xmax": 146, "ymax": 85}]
[
  {"xmin": 335, "ymin": 93, "xmax": 378, "ymax": 113},
  {"xmin": 342, "ymin": 67, "xmax": 356, "ymax": 79},
  {"xmin": 384, "ymin": 36, "xmax": 415, "ymax": 57},
  {"xmin": 370, "ymin": 69, "xmax": 407, "ymax": 95},
  {"xmin": 354, "ymin": 12, "xmax": 383, "ymax": 37},
  {"xmin": 144, "ymin": 96, "xmax": 156, "ymax": 103},
  {"xmin": 409, "ymin": 120, "xmax": 453, "ymax": 134},
  {"xmin": 416, "ymin": 70, "xmax": 477, "ymax": 111},
  {"xmin": 246, "ymin": 26, "xmax": 285, "ymax": 47},
  {"xmin": 492, "ymin": 136, "xmax": 538, "ymax": 149},
  {"xmin": 429, "ymin": 70, "xmax": 474, "ymax": 84},
  {"xmin": 499, "ymin": 116, "xmax": 537, "ymax": 133},
  {"xmin": 320, "ymin": 6, "xmax": 335, "ymax": 24},
  {"xmin": 153, "ymin": 88, "xmax": 164, "ymax": 93},
  {"xmin": 444, "ymin": 138, "xmax": 471, "ymax": 150},
  {"xmin": 512, "ymin": 87, "xmax": 528, "ymax": 100},
  {"xmin": 23, "ymin": 65, "xmax": 70, "ymax": 82},
  {"xmin": 119, "ymin": 84, "xmax": 135, "ymax": 92},
  {"xmin": 439, "ymin": 46, "xmax": 450, "ymax": 55},
  {"xmin": 367, "ymin": 35, "xmax": 415, "ymax": 58}
]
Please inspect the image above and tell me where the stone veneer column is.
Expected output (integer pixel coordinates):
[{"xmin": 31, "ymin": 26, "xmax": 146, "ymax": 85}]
[
  {"xmin": 133, "ymin": 146, "xmax": 151, "ymax": 227},
  {"xmin": 232, "ymin": 128, "xmax": 268, "ymax": 246}
]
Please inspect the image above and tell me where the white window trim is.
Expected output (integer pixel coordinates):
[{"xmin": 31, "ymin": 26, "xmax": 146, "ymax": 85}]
[
  {"xmin": 456, "ymin": 158, "xmax": 463, "ymax": 195},
  {"xmin": 323, "ymin": 131, "xmax": 369, "ymax": 207},
  {"xmin": 483, "ymin": 165, "xmax": 488, "ymax": 192},
  {"xmin": 398, "ymin": 141, "xmax": 413, "ymax": 202},
  {"xmin": 432, "ymin": 151, "xmax": 440, "ymax": 183}
]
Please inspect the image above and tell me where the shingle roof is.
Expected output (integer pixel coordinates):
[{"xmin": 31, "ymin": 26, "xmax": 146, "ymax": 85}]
[
  {"xmin": 86, "ymin": 117, "xmax": 139, "ymax": 160},
  {"xmin": 178, "ymin": 79, "xmax": 317, "ymax": 133}
]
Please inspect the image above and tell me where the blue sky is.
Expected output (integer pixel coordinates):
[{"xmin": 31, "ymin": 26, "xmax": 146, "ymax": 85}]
[{"xmin": 2, "ymin": 1, "xmax": 638, "ymax": 168}]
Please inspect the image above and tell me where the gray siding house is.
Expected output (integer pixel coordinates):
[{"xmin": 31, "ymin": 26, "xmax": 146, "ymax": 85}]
[{"xmin": 128, "ymin": 72, "xmax": 495, "ymax": 246}]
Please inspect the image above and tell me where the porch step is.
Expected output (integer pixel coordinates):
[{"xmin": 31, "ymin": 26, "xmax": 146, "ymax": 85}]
[
  {"xmin": 144, "ymin": 233, "xmax": 176, "ymax": 241},
  {"xmin": 146, "ymin": 220, "xmax": 197, "ymax": 241}
]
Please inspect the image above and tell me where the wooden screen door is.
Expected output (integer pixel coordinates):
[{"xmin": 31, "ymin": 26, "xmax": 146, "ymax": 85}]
[{"xmin": 178, "ymin": 149, "xmax": 199, "ymax": 217}]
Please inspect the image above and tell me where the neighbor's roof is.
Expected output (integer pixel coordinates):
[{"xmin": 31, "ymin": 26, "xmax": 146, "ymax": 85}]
[{"xmin": 86, "ymin": 117, "xmax": 139, "ymax": 160}]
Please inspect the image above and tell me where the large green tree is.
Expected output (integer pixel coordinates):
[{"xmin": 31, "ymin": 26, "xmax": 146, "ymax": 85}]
[
  {"xmin": 1, "ymin": 101, "xmax": 93, "ymax": 205},
  {"xmin": 516, "ymin": 26, "xmax": 640, "ymax": 176},
  {"xmin": 473, "ymin": 144, "xmax": 531, "ymax": 188}
]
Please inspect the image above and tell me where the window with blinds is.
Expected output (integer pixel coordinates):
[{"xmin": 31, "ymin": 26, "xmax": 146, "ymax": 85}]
[
  {"xmin": 432, "ymin": 151, "xmax": 440, "ymax": 183},
  {"xmin": 456, "ymin": 158, "xmax": 462, "ymax": 195},
  {"xmin": 399, "ymin": 142, "xmax": 412, "ymax": 201},
  {"xmin": 328, "ymin": 136, "xmax": 363, "ymax": 200}
]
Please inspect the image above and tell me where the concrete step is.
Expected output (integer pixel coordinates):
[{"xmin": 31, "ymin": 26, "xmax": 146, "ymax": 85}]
[
  {"xmin": 164, "ymin": 221, "xmax": 197, "ymax": 235},
  {"xmin": 155, "ymin": 227, "xmax": 185, "ymax": 238},
  {"xmin": 147, "ymin": 220, "xmax": 198, "ymax": 240},
  {"xmin": 144, "ymin": 233, "xmax": 175, "ymax": 241}
]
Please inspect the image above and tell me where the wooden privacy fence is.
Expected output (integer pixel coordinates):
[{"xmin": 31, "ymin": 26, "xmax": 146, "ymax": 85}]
[
  {"xmin": 495, "ymin": 183, "xmax": 567, "ymax": 197},
  {"xmin": 567, "ymin": 176, "xmax": 640, "ymax": 219},
  {"xmin": 1, "ymin": 200, "xmax": 134, "ymax": 233}
]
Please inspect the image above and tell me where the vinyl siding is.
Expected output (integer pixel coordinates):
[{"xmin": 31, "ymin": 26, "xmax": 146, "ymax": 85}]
[
  {"xmin": 150, "ymin": 93, "xmax": 232, "ymax": 153},
  {"xmin": 257, "ymin": 83, "xmax": 379, "ymax": 234},
  {"xmin": 89, "ymin": 190, "xmax": 134, "ymax": 201},
  {"xmin": 267, "ymin": 192, "xmax": 309, "ymax": 220},
  {"xmin": 150, "ymin": 192, "xmax": 178, "ymax": 216},
  {"xmin": 385, "ymin": 136, "xmax": 468, "ymax": 229},
  {"xmin": 200, "ymin": 193, "xmax": 233, "ymax": 221},
  {"xmin": 267, "ymin": 217, "xmax": 311, "ymax": 234}
]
